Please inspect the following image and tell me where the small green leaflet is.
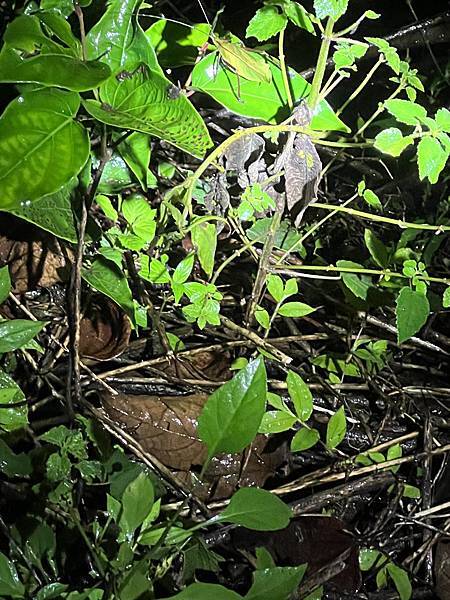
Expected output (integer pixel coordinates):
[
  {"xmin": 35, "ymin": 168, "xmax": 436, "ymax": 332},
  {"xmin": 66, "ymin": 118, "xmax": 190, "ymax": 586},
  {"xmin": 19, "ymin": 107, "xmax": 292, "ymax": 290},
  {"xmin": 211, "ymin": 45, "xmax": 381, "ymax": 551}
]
[
  {"xmin": 246, "ymin": 6, "xmax": 287, "ymax": 42},
  {"xmin": 0, "ymin": 267, "xmax": 11, "ymax": 304},
  {"xmin": 374, "ymin": 128, "xmax": 414, "ymax": 157},
  {"xmin": 386, "ymin": 564, "xmax": 412, "ymax": 600},
  {"xmin": 191, "ymin": 221, "xmax": 217, "ymax": 277},
  {"xmin": 0, "ymin": 369, "xmax": 28, "ymax": 432},
  {"xmin": 396, "ymin": 286, "xmax": 430, "ymax": 343},
  {"xmin": 291, "ymin": 427, "xmax": 320, "ymax": 452},
  {"xmin": 218, "ymin": 487, "xmax": 292, "ymax": 531},
  {"xmin": 326, "ymin": 406, "xmax": 346, "ymax": 449},
  {"xmin": 286, "ymin": 370, "xmax": 313, "ymax": 421},
  {"xmin": 417, "ymin": 136, "xmax": 448, "ymax": 184}
]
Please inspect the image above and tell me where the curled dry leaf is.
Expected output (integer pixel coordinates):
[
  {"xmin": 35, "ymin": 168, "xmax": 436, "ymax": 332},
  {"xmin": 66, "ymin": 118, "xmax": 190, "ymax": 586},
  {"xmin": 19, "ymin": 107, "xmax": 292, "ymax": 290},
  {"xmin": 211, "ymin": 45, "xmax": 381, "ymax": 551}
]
[
  {"xmin": 0, "ymin": 234, "xmax": 73, "ymax": 293},
  {"xmin": 101, "ymin": 391, "xmax": 285, "ymax": 500},
  {"xmin": 224, "ymin": 133, "xmax": 265, "ymax": 189},
  {"xmin": 79, "ymin": 295, "xmax": 131, "ymax": 361}
]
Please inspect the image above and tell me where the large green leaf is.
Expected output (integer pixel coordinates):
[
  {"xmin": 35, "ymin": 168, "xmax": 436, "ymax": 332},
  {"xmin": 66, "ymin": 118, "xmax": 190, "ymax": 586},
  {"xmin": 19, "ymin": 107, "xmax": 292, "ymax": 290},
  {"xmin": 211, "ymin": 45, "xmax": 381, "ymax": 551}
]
[
  {"xmin": 146, "ymin": 20, "xmax": 210, "ymax": 67},
  {"xmin": 83, "ymin": 66, "xmax": 213, "ymax": 158},
  {"xmin": 191, "ymin": 53, "xmax": 348, "ymax": 131},
  {"xmin": 197, "ymin": 358, "xmax": 267, "ymax": 461},
  {"xmin": 86, "ymin": 0, "xmax": 160, "ymax": 73},
  {"xmin": 166, "ymin": 583, "xmax": 242, "ymax": 600},
  {"xmin": 0, "ymin": 551, "xmax": 25, "ymax": 598},
  {"xmin": 4, "ymin": 178, "xmax": 78, "ymax": 242},
  {"xmin": 219, "ymin": 488, "xmax": 292, "ymax": 531},
  {"xmin": 245, "ymin": 565, "xmax": 307, "ymax": 600},
  {"xmin": 0, "ymin": 89, "xmax": 89, "ymax": 210},
  {"xmin": 396, "ymin": 286, "xmax": 430, "ymax": 343},
  {"xmin": 0, "ymin": 369, "xmax": 28, "ymax": 432},
  {"xmin": 0, "ymin": 47, "xmax": 110, "ymax": 91},
  {"xmin": 0, "ymin": 320, "xmax": 46, "ymax": 354}
]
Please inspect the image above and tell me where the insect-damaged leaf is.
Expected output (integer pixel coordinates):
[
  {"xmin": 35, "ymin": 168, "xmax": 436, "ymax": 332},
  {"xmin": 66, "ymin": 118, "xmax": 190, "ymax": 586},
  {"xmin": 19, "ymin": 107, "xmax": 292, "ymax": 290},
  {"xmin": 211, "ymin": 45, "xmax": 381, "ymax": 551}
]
[{"xmin": 83, "ymin": 65, "xmax": 212, "ymax": 159}]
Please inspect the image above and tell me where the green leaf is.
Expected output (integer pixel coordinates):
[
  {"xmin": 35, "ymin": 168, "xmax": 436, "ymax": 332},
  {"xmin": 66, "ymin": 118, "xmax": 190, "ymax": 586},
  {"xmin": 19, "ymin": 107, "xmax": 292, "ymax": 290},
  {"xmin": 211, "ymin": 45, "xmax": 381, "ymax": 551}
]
[
  {"xmin": 0, "ymin": 551, "xmax": 25, "ymax": 598},
  {"xmin": 364, "ymin": 229, "xmax": 389, "ymax": 267},
  {"xmin": 255, "ymin": 307, "xmax": 270, "ymax": 329},
  {"xmin": 191, "ymin": 222, "xmax": 217, "ymax": 277},
  {"xmin": 277, "ymin": 302, "xmax": 315, "ymax": 317},
  {"xmin": 284, "ymin": 2, "xmax": 315, "ymax": 33},
  {"xmin": 337, "ymin": 260, "xmax": 372, "ymax": 300},
  {"xmin": 36, "ymin": 583, "xmax": 69, "ymax": 600},
  {"xmin": 436, "ymin": 107, "xmax": 450, "ymax": 133},
  {"xmin": 5, "ymin": 178, "xmax": 79, "ymax": 242},
  {"xmin": 245, "ymin": 565, "xmax": 307, "ymax": 600},
  {"xmin": 396, "ymin": 286, "xmax": 430, "ymax": 343},
  {"xmin": 96, "ymin": 195, "xmax": 118, "ymax": 221},
  {"xmin": 118, "ymin": 132, "xmax": 152, "ymax": 190},
  {"xmin": 191, "ymin": 54, "xmax": 348, "ymax": 131},
  {"xmin": 290, "ymin": 427, "xmax": 320, "ymax": 452},
  {"xmin": 286, "ymin": 370, "xmax": 313, "ymax": 421},
  {"xmin": 0, "ymin": 438, "xmax": 32, "ymax": 477},
  {"xmin": 40, "ymin": 0, "xmax": 74, "ymax": 16},
  {"xmin": 98, "ymin": 153, "xmax": 134, "ymax": 194},
  {"xmin": 197, "ymin": 358, "xmax": 267, "ymax": 460},
  {"xmin": 374, "ymin": 128, "xmax": 414, "ymax": 157},
  {"xmin": 0, "ymin": 46, "xmax": 110, "ymax": 91},
  {"xmin": 386, "ymin": 564, "xmax": 412, "ymax": 600},
  {"xmin": 246, "ymin": 6, "xmax": 287, "ymax": 42},
  {"xmin": 219, "ymin": 488, "xmax": 292, "ymax": 531},
  {"xmin": 326, "ymin": 406, "xmax": 346, "ymax": 449},
  {"xmin": 122, "ymin": 195, "xmax": 156, "ymax": 243},
  {"xmin": 146, "ymin": 20, "xmax": 210, "ymax": 68},
  {"xmin": 258, "ymin": 410, "xmax": 296, "ymax": 434},
  {"xmin": 443, "ymin": 287, "xmax": 450, "ymax": 308},
  {"xmin": 83, "ymin": 66, "xmax": 213, "ymax": 159},
  {"xmin": 359, "ymin": 548, "xmax": 381, "ymax": 571},
  {"xmin": 402, "ymin": 484, "xmax": 421, "ymax": 499},
  {"xmin": 384, "ymin": 99, "xmax": 427, "ymax": 125},
  {"xmin": 362, "ymin": 189, "xmax": 382, "ymax": 211},
  {"xmin": 267, "ymin": 274, "xmax": 284, "ymax": 303},
  {"xmin": 119, "ymin": 472, "xmax": 154, "ymax": 539},
  {"xmin": 86, "ymin": 0, "xmax": 160, "ymax": 74},
  {"xmin": 314, "ymin": 0, "xmax": 348, "ymax": 20},
  {"xmin": 0, "ymin": 267, "xmax": 11, "ymax": 304},
  {"xmin": 0, "ymin": 319, "xmax": 45, "ymax": 354},
  {"xmin": 417, "ymin": 136, "xmax": 448, "ymax": 184},
  {"xmin": 166, "ymin": 583, "xmax": 242, "ymax": 600},
  {"xmin": 0, "ymin": 89, "xmax": 89, "ymax": 210},
  {"xmin": 82, "ymin": 257, "xmax": 135, "ymax": 325},
  {"xmin": 0, "ymin": 369, "xmax": 28, "ymax": 432}
]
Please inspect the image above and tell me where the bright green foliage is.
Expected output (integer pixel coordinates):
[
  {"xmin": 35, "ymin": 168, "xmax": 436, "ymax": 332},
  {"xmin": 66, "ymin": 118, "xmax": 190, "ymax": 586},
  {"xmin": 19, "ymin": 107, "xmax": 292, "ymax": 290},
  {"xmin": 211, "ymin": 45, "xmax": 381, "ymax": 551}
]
[
  {"xmin": 0, "ymin": 320, "xmax": 46, "ymax": 354},
  {"xmin": 218, "ymin": 487, "xmax": 292, "ymax": 531},
  {"xmin": 386, "ymin": 564, "xmax": 412, "ymax": 600},
  {"xmin": 0, "ymin": 370, "xmax": 28, "ymax": 432},
  {"xmin": 245, "ymin": 564, "xmax": 307, "ymax": 599},
  {"xmin": 0, "ymin": 266, "xmax": 11, "ymax": 304},
  {"xmin": 326, "ymin": 406, "xmax": 347, "ymax": 449},
  {"xmin": 191, "ymin": 221, "xmax": 217, "ymax": 277},
  {"xmin": 314, "ymin": 0, "xmax": 348, "ymax": 20},
  {"xmin": 246, "ymin": 6, "xmax": 288, "ymax": 41},
  {"xmin": 198, "ymin": 358, "xmax": 267, "ymax": 460},
  {"xmin": 291, "ymin": 427, "xmax": 320, "ymax": 452},
  {"xmin": 374, "ymin": 128, "xmax": 414, "ymax": 157},
  {"xmin": 396, "ymin": 286, "xmax": 430, "ymax": 343},
  {"xmin": 146, "ymin": 20, "xmax": 210, "ymax": 67},
  {"xmin": 84, "ymin": 67, "xmax": 213, "ymax": 159},
  {"xmin": 167, "ymin": 583, "xmax": 243, "ymax": 600},
  {"xmin": 286, "ymin": 370, "xmax": 313, "ymax": 421},
  {"xmin": 182, "ymin": 282, "xmax": 222, "ymax": 329},
  {"xmin": 0, "ymin": 89, "xmax": 89, "ymax": 210},
  {"xmin": 191, "ymin": 53, "xmax": 348, "ymax": 130}
]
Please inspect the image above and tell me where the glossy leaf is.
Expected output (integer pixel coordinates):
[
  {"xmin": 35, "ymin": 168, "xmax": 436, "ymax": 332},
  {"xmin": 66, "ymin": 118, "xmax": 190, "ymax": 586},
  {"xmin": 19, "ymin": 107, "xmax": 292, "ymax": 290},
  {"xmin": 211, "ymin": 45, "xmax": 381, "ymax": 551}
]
[
  {"xmin": 118, "ymin": 132, "xmax": 152, "ymax": 190},
  {"xmin": 197, "ymin": 357, "xmax": 267, "ymax": 460},
  {"xmin": 314, "ymin": 0, "xmax": 348, "ymax": 20},
  {"xmin": 191, "ymin": 53, "xmax": 348, "ymax": 130},
  {"xmin": 40, "ymin": 0, "xmax": 74, "ymax": 16},
  {"xmin": 84, "ymin": 66, "xmax": 213, "ymax": 159},
  {"xmin": 5, "ymin": 178, "xmax": 79, "ymax": 242},
  {"xmin": 443, "ymin": 287, "xmax": 450, "ymax": 308},
  {"xmin": 0, "ymin": 320, "xmax": 45, "ymax": 354},
  {"xmin": 146, "ymin": 20, "xmax": 210, "ymax": 67},
  {"xmin": 86, "ymin": 0, "xmax": 159, "ymax": 73},
  {"xmin": 0, "ymin": 46, "xmax": 110, "ymax": 91},
  {"xmin": 326, "ymin": 406, "xmax": 346, "ymax": 449},
  {"xmin": 258, "ymin": 410, "xmax": 296, "ymax": 434},
  {"xmin": 290, "ymin": 427, "xmax": 320, "ymax": 452},
  {"xmin": 166, "ymin": 583, "xmax": 242, "ymax": 600},
  {"xmin": 0, "ymin": 369, "xmax": 28, "ymax": 432},
  {"xmin": 245, "ymin": 565, "xmax": 307, "ymax": 600},
  {"xmin": 118, "ymin": 472, "xmax": 154, "ymax": 539},
  {"xmin": 0, "ymin": 267, "xmax": 11, "ymax": 305},
  {"xmin": 0, "ymin": 89, "xmax": 89, "ymax": 210},
  {"xmin": 396, "ymin": 286, "xmax": 430, "ymax": 343},
  {"xmin": 286, "ymin": 370, "xmax": 313, "ymax": 421},
  {"xmin": 191, "ymin": 221, "xmax": 217, "ymax": 277},
  {"xmin": 219, "ymin": 488, "xmax": 292, "ymax": 531},
  {"xmin": 364, "ymin": 229, "xmax": 388, "ymax": 267},
  {"xmin": 0, "ymin": 551, "xmax": 25, "ymax": 598},
  {"xmin": 82, "ymin": 257, "xmax": 135, "ymax": 324}
]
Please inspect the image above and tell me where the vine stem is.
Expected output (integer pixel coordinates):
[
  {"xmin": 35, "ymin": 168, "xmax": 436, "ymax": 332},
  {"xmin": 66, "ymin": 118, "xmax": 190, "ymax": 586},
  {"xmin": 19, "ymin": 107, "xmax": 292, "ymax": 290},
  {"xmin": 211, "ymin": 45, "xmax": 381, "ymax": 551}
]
[
  {"xmin": 308, "ymin": 17, "xmax": 336, "ymax": 110},
  {"xmin": 312, "ymin": 202, "xmax": 450, "ymax": 232},
  {"xmin": 336, "ymin": 56, "xmax": 384, "ymax": 116},
  {"xmin": 279, "ymin": 27, "xmax": 294, "ymax": 110}
]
